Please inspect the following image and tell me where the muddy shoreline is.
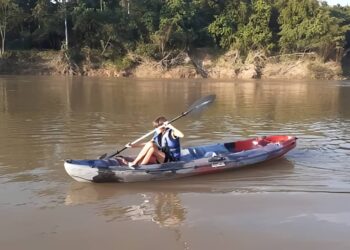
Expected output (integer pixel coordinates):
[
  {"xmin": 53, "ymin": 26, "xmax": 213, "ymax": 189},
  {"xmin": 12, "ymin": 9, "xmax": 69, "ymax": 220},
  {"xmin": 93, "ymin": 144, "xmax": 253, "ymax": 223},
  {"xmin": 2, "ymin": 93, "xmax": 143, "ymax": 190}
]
[{"xmin": 0, "ymin": 50, "xmax": 346, "ymax": 80}]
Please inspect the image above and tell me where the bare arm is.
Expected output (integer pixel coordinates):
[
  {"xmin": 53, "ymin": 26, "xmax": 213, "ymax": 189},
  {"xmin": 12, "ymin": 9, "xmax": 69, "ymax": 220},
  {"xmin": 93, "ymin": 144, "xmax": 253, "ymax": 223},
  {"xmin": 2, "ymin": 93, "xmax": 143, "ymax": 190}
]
[
  {"xmin": 167, "ymin": 124, "xmax": 184, "ymax": 138},
  {"xmin": 125, "ymin": 141, "xmax": 149, "ymax": 148}
]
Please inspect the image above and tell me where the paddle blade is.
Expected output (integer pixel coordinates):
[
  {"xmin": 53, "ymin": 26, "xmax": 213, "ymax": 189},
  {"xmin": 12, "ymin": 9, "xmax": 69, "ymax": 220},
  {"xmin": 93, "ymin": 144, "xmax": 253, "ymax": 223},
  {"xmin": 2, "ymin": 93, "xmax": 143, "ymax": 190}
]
[{"xmin": 187, "ymin": 94, "xmax": 216, "ymax": 114}]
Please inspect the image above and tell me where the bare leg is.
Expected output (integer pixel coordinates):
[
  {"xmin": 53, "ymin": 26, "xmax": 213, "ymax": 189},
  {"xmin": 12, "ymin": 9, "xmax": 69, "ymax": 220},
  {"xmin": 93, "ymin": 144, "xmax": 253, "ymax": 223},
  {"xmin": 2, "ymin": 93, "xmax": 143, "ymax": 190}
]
[
  {"xmin": 131, "ymin": 141, "xmax": 154, "ymax": 165},
  {"xmin": 140, "ymin": 144, "xmax": 166, "ymax": 165},
  {"xmin": 140, "ymin": 146, "xmax": 156, "ymax": 165}
]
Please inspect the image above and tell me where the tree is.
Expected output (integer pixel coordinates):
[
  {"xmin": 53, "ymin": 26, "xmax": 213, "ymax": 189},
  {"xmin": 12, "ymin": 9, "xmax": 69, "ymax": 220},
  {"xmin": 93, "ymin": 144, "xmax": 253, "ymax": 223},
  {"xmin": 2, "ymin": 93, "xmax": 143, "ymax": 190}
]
[
  {"xmin": 208, "ymin": 0, "xmax": 250, "ymax": 49},
  {"xmin": 236, "ymin": 0, "xmax": 274, "ymax": 54},
  {"xmin": 128, "ymin": 0, "xmax": 163, "ymax": 44},
  {"xmin": 152, "ymin": 0, "xmax": 202, "ymax": 56},
  {"xmin": 71, "ymin": 2, "xmax": 137, "ymax": 57},
  {"xmin": 328, "ymin": 5, "xmax": 350, "ymax": 54},
  {"xmin": 32, "ymin": 0, "xmax": 63, "ymax": 49},
  {"xmin": 278, "ymin": 0, "xmax": 345, "ymax": 60},
  {"xmin": 0, "ymin": 0, "xmax": 20, "ymax": 56},
  {"xmin": 0, "ymin": 0, "xmax": 349, "ymax": 64}
]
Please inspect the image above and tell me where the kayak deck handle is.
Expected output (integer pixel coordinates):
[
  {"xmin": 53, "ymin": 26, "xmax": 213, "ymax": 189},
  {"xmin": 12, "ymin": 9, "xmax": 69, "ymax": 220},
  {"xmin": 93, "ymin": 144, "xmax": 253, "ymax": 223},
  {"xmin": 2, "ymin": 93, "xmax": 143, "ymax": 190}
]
[{"xmin": 208, "ymin": 156, "xmax": 226, "ymax": 162}]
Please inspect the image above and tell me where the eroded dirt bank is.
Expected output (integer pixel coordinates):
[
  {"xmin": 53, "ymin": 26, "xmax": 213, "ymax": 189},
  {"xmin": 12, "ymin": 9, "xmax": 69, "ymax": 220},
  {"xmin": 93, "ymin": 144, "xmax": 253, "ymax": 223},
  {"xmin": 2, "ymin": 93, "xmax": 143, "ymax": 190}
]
[{"xmin": 0, "ymin": 49, "xmax": 345, "ymax": 80}]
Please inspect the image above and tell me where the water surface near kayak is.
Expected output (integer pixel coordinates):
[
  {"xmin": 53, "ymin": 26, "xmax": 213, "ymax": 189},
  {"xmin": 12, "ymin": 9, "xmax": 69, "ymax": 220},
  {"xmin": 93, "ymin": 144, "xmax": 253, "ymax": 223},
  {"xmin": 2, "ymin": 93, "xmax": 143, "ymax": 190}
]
[{"xmin": 0, "ymin": 76, "xmax": 350, "ymax": 249}]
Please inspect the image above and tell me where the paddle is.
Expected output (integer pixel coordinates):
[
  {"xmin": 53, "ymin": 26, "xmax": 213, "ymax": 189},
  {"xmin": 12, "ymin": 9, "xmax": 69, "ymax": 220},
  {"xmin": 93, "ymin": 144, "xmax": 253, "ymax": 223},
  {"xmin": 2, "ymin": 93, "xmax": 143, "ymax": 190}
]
[{"xmin": 99, "ymin": 94, "xmax": 216, "ymax": 159}]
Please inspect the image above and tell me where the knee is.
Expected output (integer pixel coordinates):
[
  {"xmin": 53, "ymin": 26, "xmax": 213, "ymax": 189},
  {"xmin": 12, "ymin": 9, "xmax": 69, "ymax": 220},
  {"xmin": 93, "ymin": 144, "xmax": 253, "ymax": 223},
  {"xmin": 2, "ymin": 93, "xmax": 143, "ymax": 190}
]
[
  {"xmin": 148, "ymin": 147, "xmax": 155, "ymax": 154},
  {"xmin": 144, "ymin": 141, "xmax": 154, "ymax": 148},
  {"xmin": 146, "ymin": 141, "xmax": 157, "ymax": 148}
]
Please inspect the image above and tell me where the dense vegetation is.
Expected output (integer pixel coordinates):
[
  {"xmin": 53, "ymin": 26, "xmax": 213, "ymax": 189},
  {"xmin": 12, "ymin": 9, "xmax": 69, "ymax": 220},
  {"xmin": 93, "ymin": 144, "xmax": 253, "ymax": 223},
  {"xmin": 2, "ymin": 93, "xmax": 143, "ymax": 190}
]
[{"xmin": 0, "ymin": 0, "xmax": 350, "ymax": 63}]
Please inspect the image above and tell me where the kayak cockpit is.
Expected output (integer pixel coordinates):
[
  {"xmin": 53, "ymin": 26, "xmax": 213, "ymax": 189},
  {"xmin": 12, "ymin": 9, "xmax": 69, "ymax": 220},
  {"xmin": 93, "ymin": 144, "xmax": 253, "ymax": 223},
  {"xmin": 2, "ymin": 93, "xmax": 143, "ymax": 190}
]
[{"xmin": 181, "ymin": 135, "xmax": 295, "ymax": 160}]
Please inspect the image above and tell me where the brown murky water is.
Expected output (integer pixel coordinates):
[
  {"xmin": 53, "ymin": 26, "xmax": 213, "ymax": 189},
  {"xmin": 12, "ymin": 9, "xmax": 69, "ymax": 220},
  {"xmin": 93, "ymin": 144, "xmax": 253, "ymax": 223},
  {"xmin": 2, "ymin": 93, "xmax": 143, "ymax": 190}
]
[{"xmin": 1, "ymin": 76, "xmax": 350, "ymax": 250}]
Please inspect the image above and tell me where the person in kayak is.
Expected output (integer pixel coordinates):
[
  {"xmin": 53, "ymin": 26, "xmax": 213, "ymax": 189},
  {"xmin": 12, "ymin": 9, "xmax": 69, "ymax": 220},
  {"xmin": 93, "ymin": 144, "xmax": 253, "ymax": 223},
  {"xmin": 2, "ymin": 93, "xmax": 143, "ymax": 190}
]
[{"xmin": 124, "ymin": 116, "xmax": 184, "ymax": 168}]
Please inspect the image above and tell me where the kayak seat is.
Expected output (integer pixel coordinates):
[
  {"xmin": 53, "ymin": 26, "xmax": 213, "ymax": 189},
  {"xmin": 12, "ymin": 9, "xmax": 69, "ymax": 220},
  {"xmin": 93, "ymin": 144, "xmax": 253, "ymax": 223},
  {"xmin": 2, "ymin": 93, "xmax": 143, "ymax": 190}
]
[
  {"xmin": 188, "ymin": 147, "xmax": 206, "ymax": 158},
  {"xmin": 186, "ymin": 144, "xmax": 230, "ymax": 159},
  {"xmin": 180, "ymin": 149, "xmax": 193, "ymax": 161},
  {"xmin": 224, "ymin": 142, "xmax": 235, "ymax": 152},
  {"xmin": 234, "ymin": 139, "xmax": 260, "ymax": 152},
  {"xmin": 258, "ymin": 139, "xmax": 270, "ymax": 146}
]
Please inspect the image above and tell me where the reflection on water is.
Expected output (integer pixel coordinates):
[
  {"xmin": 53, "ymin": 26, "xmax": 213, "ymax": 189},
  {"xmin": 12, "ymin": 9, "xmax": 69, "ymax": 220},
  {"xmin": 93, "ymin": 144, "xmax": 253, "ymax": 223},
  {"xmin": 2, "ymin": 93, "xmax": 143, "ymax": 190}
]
[
  {"xmin": 102, "ymin": 193, "xmax": 186, "ymax": 227},
  {"xmin": 61, "ymin": 159, "xmax": 291, "ymax": 227},
  {"xmin": 63, "ymin": 159, "xmax": 295, "ymax": 201},
  {"xmin": 282, "ymin": 212, "xmax": 350, "ymax": 227},
  {"xmin": 65, "ymin": 183, "xmax": 186, "ymax": 229},
  {"xmin": 1, "ymin": 77, "xmax": 350, "ymax": 250},
  {"xmin": 0, "ymin": 77, "xmax": 350, "ymax": 194}
]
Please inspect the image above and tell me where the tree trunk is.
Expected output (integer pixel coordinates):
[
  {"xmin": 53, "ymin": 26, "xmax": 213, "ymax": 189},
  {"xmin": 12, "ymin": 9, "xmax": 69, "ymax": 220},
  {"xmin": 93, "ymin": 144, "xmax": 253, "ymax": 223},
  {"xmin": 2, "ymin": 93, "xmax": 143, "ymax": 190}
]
[
  {"xmin": 0, "ymin": 23, "xmax": 6, "ymax": 57},
  {"xmin": 63, "ymin": 0, "xmax": 68, "ymax": 49}
]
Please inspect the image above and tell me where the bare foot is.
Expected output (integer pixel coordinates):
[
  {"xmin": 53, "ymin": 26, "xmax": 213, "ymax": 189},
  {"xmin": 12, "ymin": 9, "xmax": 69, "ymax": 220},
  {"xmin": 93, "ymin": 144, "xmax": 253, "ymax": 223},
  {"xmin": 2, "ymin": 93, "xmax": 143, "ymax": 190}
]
[{"xmin": 115, "ymin": 156, "xmax": 128, "ymax": 166}]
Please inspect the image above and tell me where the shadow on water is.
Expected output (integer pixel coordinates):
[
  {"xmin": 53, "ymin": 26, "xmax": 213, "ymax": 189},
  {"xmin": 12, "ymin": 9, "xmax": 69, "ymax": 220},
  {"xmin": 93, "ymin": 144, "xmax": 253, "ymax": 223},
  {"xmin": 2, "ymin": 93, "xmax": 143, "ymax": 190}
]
[
  {"xmin": 339, "ymin": 84, "xmax": 350, "ymax": 118},
  {"xmin": 341, "ymin": 50, "xmax": 350, "ymax": 78},
  {"xmin": 64, "ymin": 157, "xmax": 296, "ymax": 205},
  {"xmin": 61, "ymin": 157, "xmax": 295, "ymax": 245}
]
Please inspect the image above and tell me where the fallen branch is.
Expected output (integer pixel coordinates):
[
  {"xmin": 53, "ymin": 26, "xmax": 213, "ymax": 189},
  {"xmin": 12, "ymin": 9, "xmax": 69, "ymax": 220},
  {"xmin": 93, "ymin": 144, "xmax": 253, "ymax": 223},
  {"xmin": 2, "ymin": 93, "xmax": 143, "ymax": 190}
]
[{"xmin": 158, "ymin": 50, "xmax": 187, "ymax": 70}]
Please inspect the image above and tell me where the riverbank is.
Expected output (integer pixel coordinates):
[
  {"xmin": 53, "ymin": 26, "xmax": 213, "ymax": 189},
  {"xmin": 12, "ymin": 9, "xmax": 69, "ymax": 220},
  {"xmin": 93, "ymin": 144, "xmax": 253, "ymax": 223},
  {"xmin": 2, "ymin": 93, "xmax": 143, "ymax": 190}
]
[{"xmin": 0, "ymin": 49, "xmax": 345, "ymax": 80}]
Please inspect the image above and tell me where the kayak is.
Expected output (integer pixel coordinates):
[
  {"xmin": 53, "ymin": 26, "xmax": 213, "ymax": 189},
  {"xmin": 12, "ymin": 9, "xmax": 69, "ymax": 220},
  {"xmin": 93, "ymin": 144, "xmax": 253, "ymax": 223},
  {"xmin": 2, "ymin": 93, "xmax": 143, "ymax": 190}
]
[{"xmin": 64, "ymin": 135, "xmax": 296, "ymax": 183}]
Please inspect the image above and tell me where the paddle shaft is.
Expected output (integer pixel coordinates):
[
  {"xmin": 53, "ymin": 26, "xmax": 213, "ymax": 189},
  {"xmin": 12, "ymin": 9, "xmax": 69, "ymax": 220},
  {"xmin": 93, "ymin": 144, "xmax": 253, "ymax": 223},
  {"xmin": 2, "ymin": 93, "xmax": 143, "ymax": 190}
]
[
  {"xmin": 105, "ymin": 112, "xmax": 188, "ymax": 158},
  {"xmin": 100, "ymin": 94, "xmax": 215, "ymax": 159}
]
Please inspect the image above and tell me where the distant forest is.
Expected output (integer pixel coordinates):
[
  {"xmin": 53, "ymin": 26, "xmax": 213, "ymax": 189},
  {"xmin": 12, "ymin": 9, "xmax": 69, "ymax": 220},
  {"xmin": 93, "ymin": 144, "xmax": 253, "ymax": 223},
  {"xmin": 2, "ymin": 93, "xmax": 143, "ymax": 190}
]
[{"xmin": 1, "ymin": 0, "xmax": 350, "ymax": 62}]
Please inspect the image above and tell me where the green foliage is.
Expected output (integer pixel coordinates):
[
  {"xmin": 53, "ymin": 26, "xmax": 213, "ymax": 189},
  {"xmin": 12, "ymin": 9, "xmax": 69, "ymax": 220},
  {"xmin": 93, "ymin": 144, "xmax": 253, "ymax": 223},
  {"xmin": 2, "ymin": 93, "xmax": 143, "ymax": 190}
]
[
  {"xmin": 328, "ymin": 5, "xmax": 350, "ymax": 50},
  {"xmin": 278, "ymin": 0, "xmax": 345, "ymax": 60},
  {"xmin": 1, "ymin": 0, "xmax": 349, "ymax": 62},
  {"xmin": 31, "ymin": 0, "xmax": 63, "ymax": 49},
  {"xmin": 208, "ymin": 14, "xmax": 236, "ymax": 49},
  {"xmin": 152, "ymin": 0, "xmax": 203, "ymax": 56},
  {"xmin": 0, "ymin": 0, "xmax": 21, "ymax": 55},
  {"xmin": 134, "ymin": 42, "xmax": 157, "ymax": 58},
  {"xmin": 113, "ymin": 56, "xmax": 135, "ymax": 71},
  {"xmin": 235, "ymin": 0, "xmax": 274, "ymax": 54},
  {"xmin": 128, "ymin": 0, "xmax": 162, "ymax": 42},
  {"xmin": 208, "ymin": 0, "xmax": 248, "ymax": 49}
]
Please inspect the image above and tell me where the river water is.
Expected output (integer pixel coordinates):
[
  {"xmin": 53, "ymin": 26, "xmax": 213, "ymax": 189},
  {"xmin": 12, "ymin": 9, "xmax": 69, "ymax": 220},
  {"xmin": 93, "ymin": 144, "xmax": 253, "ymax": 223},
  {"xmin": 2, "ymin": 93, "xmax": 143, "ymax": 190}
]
[{"xmin": 0, "ymin": 76, "xmax": 350, "ymax": 250}]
